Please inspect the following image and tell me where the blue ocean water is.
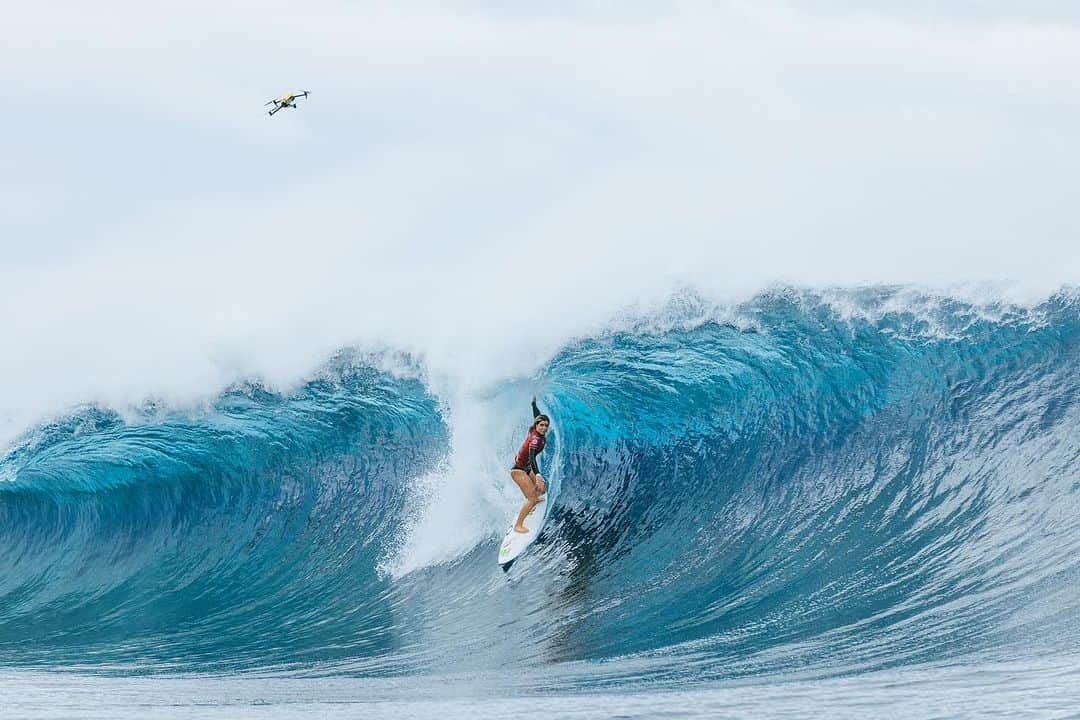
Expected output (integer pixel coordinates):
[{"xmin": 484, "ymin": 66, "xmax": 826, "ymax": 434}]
[{"xmin": 1, "ymin": 287, "xmax": 1078, "ymax": 717}]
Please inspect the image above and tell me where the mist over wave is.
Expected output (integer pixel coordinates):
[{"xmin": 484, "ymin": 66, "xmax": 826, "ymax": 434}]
[{"xmin": 1, "ymin": 286, "xmax": 1077, "ymax": 684}]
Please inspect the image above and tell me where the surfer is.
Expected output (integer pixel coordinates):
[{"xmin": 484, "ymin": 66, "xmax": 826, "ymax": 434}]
[{"xmin": 510, "ymin": 397, "xmax": 550, "ymax": 533}]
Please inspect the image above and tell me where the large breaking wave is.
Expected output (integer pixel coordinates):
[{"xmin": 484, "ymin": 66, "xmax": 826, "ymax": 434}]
[{"xmin": 1, "ymin": 287, "xmax": 1078, "ymax": 686}]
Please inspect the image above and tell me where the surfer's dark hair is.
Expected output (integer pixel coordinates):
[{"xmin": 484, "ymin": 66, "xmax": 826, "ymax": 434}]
[{"xmin": 532, "ymin": 414, "xmax": 550, "ymax": 430}]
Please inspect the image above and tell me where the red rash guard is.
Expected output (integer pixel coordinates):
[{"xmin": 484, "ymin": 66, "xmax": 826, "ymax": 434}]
[{"xmin": 513, "ymin": 429, "xmax": 546, "ymax": 474}]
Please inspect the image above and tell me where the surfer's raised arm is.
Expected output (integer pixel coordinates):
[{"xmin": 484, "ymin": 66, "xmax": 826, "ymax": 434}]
[{"xmin": 525, "ymin": 397, "xmax": 545, "ymax": 475}]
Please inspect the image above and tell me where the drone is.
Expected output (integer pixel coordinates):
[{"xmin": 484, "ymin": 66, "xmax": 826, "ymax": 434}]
[{"xmin": 265, "ymin": 91, "xmax": 310, "ymax": 116}]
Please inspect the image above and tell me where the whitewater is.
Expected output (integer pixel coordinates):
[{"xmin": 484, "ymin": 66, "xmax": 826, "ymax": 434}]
[{"xmin": 2, "ymin": 284, "xmax": 1078, "ymax": 718}]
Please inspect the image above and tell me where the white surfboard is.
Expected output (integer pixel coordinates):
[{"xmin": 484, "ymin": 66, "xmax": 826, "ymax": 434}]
[{"xmin": 497, "ymin": 496, "xmax": 547, "ymax": 567}]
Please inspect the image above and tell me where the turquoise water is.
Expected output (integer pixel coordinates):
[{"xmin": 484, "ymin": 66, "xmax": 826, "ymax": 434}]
[
  {"xmin": 5, "ymin": 656, "xmax": 1080, "ymax": 719},
  {"xmin": 2, "ymin": 288, "xmax": 1078, "ymax": 715}
]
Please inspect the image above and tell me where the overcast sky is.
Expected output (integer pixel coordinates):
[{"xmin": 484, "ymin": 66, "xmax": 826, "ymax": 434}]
[{"xmin": 2, "ymin": 1, "xmax": 1079, "ymax": 438}]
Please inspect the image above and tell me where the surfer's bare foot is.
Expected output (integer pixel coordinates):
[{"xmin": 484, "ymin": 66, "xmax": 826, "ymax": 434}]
[{"xmin": 513, "ymin": 525, "xmax": 529, "ymax": 533}]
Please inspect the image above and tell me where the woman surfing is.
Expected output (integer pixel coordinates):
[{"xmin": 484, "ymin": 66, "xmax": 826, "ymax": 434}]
[{"xmin": 509, "ymin": 397, "xmax": 550, "ymax": 533}]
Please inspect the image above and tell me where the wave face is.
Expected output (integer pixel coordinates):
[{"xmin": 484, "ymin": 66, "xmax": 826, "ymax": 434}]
[
  {"xmin": 0, "ymin": 360, "xmax": 446, "ymax": 671},
  {"xmin": 1, "ymin": 288, "xmax": 1078, "ymax": 685}
]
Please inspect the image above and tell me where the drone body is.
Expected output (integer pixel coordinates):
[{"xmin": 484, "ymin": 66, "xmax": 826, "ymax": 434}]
[{"xmin": 265, "ymin": 91, "xmax": 310, "ymax": 116}]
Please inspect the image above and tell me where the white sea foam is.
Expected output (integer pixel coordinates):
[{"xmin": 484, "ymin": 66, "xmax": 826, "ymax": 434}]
[{"xmin": 379, "ymin": 389, "xmax": 523, "ymax": 577}]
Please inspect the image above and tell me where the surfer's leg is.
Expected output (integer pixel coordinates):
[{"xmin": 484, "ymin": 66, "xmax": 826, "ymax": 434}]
[
  {"xmin": 510, "ymin": 469, "xmax": 538, "ymax": 533},
  {"xmin": 534, "ymin": 473, "xmax": 546, "ymax": 500},
  {"xmin": 513, "ymin": 497, "xmax": 537, "ymax": 533},
  {"xmin": 510, "ymin": 469, "xmax": 534, "ymax": 499}
]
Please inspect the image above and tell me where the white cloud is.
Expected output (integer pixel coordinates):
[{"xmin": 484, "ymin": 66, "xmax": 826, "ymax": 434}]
[{"xmin": 1, "ymin": 1, "xmax": 1078, "ymax": 439}]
